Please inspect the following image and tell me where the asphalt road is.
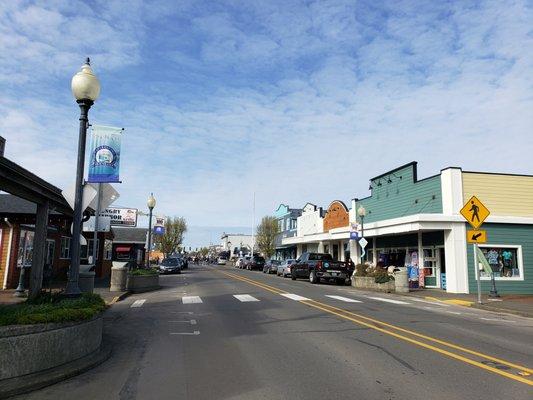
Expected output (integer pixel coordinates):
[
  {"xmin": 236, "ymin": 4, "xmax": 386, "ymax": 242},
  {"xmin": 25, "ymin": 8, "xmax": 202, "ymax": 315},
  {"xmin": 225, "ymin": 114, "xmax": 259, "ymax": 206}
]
[{"xmin": 18, "ymin": 264, "xmax": 533, "ymax": 400}]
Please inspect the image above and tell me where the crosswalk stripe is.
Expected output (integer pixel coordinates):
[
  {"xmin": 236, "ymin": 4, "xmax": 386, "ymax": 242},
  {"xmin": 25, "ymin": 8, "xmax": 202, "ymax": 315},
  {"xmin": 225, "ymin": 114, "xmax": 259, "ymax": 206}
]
[
  {"xmin": 280, "ymin": 293, "xmax": 310, "ymax": 301},
  {"xmin": 367, "ymin": 296, "xmax": 410, "ymax": 305},
  {"xmin": 233, "ymin": 294, "xmax": 259, "ymax": 302},
  {"xmin": 325, "ymin": 295, "xmax": 362, "ymax": 303},
  {"xmin": 131, "ymin": 299, "xmax": 146, "ymax": 308},
  {"xmin": 182, "ymin": 296, "xmax": 202, "ymax": 304}
]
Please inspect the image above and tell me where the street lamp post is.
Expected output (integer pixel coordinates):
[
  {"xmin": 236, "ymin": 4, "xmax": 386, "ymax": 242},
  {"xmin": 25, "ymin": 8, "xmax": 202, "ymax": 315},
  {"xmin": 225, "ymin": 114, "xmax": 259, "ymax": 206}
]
[
  {"xmin": 146, "ymin": 193, "xmax": 156, "ymax": 268},
  {"xmin": 65, "ymin": 58, "xmax": 100, "ymax": 297}
]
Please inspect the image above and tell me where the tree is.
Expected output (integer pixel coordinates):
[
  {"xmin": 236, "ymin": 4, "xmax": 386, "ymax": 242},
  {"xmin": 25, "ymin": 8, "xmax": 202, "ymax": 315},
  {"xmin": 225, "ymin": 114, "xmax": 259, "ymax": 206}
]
[
  {"xmin": 256, "ymin": 216, "xmax": 279, "ymax": 259},
  {"xmin": 155, "ymin": 217, "xmax": 187, "ymax": 257}
]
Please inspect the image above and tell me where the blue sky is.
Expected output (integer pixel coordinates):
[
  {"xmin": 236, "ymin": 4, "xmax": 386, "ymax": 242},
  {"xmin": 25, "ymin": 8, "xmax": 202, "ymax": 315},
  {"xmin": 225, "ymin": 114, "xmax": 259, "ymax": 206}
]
[{"xmin": 1, "ymin": 0, "xmax": 532, "ymax": 247}]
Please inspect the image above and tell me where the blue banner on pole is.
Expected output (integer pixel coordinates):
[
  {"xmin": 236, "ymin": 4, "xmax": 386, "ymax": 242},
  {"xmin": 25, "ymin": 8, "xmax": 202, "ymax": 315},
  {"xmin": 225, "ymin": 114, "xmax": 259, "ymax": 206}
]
[
  {"xmin": 350, "ymin": 231, "xmax": 359, "ymax": 240},
  {"xmin": 88, "ymin": 125, "xmax": 123, "ymax": 183}
]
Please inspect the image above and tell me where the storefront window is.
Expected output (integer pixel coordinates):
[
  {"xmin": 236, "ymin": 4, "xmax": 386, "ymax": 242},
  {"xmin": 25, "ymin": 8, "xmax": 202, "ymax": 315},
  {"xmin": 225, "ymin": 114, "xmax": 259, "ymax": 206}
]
[
  {"xmin": 81, "ymin": 239, "xmax": 99, "ymax": 260},
  {"xmin": 479, "ymin": 246, "xmax": 522, "ymax": 279},
  {"xmin": 17, "ymin": 230, "xmax": 34, "ymax": 267},
  {"xmin": 60, "ymin": 237, "xmax": 71, "ymax": 259},
  {"xmin": 104, "ymin": 240, "xmax": 113, "ymax": 260}
]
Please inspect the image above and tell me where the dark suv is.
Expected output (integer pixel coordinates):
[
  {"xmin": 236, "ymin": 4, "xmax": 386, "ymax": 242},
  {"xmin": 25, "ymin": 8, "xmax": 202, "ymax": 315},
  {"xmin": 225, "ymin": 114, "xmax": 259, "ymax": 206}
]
[{"xmin": 247, "ymin": 255, "xmax": 266, "ymax": 271}]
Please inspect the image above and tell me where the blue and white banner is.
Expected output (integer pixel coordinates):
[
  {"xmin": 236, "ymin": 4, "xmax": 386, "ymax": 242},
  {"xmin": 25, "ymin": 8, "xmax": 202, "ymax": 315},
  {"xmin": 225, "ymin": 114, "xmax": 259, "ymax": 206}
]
[{"xmin": 88, "ymin": 125, "xmax": 123, "ymax": 183}]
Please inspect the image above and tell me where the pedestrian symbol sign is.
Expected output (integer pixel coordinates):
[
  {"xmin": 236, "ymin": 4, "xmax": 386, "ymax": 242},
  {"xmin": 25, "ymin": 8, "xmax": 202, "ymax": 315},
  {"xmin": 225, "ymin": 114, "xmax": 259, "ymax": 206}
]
[
  {"xmin": 467, "ymin": 229, "xmax": 487, "ymax": 244},
  {"xmin": 460, "ymin": 196, "xmax": 490, "ymax": 229}
]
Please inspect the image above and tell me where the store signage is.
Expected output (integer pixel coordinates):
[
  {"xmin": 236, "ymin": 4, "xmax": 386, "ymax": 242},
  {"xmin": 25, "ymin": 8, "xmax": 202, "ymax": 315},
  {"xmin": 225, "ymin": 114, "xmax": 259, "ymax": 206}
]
[
  {"xmin": 467, "ymin": 229, "xmax": 487, "ymax": 244},
  {"xmin": 99, "ymin": 207, "xmax": 138, "ymax": 227},
  {"xmin": 460, "ymin": 196, "xmax": 490, "ymax": 229},
  {"xmin": 88, "ymin": 125, "xmax": 123, "ymax": 183}
]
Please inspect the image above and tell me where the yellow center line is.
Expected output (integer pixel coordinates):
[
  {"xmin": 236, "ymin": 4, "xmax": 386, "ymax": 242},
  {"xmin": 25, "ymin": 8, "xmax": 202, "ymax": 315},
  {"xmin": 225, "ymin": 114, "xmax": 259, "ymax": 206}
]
[{"xmin": 215, "ymin": 267, "xmax": 533, "ymax": 386}]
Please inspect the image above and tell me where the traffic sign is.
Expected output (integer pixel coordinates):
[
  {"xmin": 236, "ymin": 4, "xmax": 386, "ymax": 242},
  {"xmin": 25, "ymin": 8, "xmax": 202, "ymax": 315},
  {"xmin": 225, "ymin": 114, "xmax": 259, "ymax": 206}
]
[
  {"xmin": 467, "ymin": 229, "xmax": 487, "ymax": 244},
  {"xmin": 460, "ymin": 196, "xmax": 490, "ymax": 229},
  {"xmin": 358, "ymin": 237, "xmax": 368, "ymax": 259}
]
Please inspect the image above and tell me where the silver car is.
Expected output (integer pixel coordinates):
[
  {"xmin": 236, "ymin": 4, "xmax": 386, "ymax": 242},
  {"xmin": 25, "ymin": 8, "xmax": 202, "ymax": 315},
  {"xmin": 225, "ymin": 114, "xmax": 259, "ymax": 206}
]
[{"xmin": 277, "ymin": 259, "xmax": 296, "ymax": 277}]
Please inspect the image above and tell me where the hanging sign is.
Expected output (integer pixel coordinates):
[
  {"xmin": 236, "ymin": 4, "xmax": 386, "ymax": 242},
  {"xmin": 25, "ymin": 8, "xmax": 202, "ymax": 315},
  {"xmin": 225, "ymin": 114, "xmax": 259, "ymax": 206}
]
[
  {"xmin": 350, "ymin": 223, "xmax": 359, "ymax": 240},
  {"xmin": 99, "ymin": 207, "xmax": 138, "ymax": 226},
  {"xmin": 88, "ymin": 125, "xmax": 123, "ymax": 183},
  {"xmin": 358, "ymin": 237, "xmax": 368, "ymax": 259},
  {"xmin": 460, "ymin": 196, "xmax": 490, "ymax": 229}
]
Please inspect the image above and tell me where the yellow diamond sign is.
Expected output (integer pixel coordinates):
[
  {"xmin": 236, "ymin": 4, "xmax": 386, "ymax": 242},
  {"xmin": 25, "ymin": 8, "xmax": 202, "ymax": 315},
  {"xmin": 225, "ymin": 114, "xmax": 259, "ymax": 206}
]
[{"xmin": 460, "ymin": 196, "xmax": 490, "ymax": 229}]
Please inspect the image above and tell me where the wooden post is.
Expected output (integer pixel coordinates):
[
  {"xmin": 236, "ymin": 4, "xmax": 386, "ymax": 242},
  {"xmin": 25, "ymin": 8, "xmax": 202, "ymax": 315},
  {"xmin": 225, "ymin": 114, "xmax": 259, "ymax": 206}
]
[{"xmin": 29, "ymin": 200, "xmax": 49, "ymax": 299}]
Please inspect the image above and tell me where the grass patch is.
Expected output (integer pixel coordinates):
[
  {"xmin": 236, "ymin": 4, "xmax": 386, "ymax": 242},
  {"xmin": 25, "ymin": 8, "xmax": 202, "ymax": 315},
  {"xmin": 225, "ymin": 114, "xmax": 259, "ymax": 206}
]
[
  {"xmin": 0, "ymin": 292, "xmax": 106, "ymax": 326},
  {"xmin": 129, "ymin": 268, "xmax": 159, "ymax": 276}
]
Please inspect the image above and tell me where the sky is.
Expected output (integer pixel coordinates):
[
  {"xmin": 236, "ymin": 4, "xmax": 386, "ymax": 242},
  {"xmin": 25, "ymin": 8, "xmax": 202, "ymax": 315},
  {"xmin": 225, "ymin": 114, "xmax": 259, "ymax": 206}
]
[{"xmin": 1, "ymin": 0, "xmax": 532, "ymax": 247}]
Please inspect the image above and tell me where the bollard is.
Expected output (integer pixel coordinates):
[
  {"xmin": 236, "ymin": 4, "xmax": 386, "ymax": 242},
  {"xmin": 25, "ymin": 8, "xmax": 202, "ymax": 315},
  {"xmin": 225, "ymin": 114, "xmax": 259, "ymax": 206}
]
[
  {"xmin": 110, "ymin": 261, "xmax": 128, "ymax": 292},
  {"xmin": 394, "ymin": 269, "xmax": 409, "ymax": 293}
]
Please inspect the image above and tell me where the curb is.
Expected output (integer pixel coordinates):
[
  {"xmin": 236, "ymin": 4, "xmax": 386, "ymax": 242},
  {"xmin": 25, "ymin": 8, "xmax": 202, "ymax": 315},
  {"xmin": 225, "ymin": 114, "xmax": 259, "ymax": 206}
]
[
  {"xmin": 107, "ymin": 291, "xmax": 130, "ymax": 306},
  {"xmin": 0, "ymin": 341, "xmax": 112, "ymax": 399}
]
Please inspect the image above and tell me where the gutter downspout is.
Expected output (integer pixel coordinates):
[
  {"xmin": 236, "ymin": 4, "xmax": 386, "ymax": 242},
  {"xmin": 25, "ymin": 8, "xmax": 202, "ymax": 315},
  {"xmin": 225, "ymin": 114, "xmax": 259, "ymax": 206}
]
[{"xmin": 3, "ymin": 218, "xmax": 13, "ymax": 289}]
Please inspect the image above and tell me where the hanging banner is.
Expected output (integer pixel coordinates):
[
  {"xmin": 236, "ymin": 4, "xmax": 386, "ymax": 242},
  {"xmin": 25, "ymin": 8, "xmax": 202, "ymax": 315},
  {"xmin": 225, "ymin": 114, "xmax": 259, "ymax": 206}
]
[{"xmin": 88, "ymin": 125, "xmax": 123, "ymax": 183}]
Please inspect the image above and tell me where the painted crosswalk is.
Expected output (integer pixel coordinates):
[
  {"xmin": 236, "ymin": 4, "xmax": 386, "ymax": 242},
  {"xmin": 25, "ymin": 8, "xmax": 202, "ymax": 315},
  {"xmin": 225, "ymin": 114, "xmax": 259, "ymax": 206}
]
[
  {"xmin": 233, "ymin": 294, "xmax": 260, "ymax": 302},
  {"xmin": 182, "ymin": 296, "xmax": 203, "ymax": 304},
  {"xmin": 367, "ymin": 296, "xmax": 410, "ymax": 305},
  {"xmin": 325, "ymin": 295, "xmax": 362, "ymax": 303},
  {"xmin": 280, "ymin": 293, "xmax": 311, "ymax": 301},
  {"xmin": 131, "ymin": 299, "xmax": 146, "ymax": 308}
]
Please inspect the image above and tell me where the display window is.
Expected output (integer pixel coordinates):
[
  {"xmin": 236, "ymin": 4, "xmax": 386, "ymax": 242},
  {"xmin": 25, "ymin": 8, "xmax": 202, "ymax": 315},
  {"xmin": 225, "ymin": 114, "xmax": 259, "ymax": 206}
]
[
  {"xmin": 478, "ymin": 245, "xmax": 523, "ymax": 280},
  {"xmin": 17, "ymin": 230, "xmax": 34, "ymax": 267}
]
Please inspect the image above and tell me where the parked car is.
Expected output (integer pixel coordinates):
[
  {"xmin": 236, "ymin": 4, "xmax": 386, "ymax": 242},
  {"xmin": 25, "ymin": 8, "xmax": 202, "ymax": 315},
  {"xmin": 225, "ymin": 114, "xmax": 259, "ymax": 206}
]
[
  {"xmin": 238, "ymin": 255, "xmax": 251, "ymax": 269},
  {"xmin": 263, "ymin": 259, "xmax": 281, "ymax": 274},
  {"xmin": 217, "ymin": 257, "xmax": 227, "ymax": 265},
  {"xmin": 159, "ymin": 257, "xmax": 182, "ymax": 274},
  {"xmin": 246, "ymin": 255, "xmax": 265, "ymax": 271},
  {"xmin": 291, "ymin": 252, "xmax": 348, "ymax": 285},
  {"xmin": 181, "ymin": 257, "xmax": 188, "ymax": 269},
  {"xmin": 277, "ymin": 259, "xmax": 296, "ymax": 277}
]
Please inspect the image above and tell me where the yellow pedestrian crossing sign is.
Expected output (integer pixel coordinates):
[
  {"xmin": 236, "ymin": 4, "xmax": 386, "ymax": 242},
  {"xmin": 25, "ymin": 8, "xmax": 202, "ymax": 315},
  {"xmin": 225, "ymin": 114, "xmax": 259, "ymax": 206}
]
[
  {"xmin": 467, "ymin": 229, "xmax": 487, "ymax": 244},
  {"xmin": 460, "ymin": 196, "xmax": 490, "ymax": 229}
]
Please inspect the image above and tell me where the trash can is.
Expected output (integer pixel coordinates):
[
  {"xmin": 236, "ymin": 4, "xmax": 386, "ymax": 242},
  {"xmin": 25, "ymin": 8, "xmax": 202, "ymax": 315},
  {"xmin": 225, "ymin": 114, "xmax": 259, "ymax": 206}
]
[
  {"xmin": 394, "ymin": 269, "xmax": 409, "ymax": 293},
  {"xmin": 110, "ymin": 261, "xmax": 128, "ymax": 292},
  {"xmin": 77, "ymin": 264, "xmax": 95, "ymax": 294}
]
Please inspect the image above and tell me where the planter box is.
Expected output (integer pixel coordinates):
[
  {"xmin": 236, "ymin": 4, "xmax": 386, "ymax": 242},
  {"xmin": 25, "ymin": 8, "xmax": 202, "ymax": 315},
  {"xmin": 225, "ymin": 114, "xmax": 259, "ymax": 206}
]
[
  {"xmin": 352, "ymin": 276, "xmax": 395, "ymax": 292},
  {"xmin": 0, "ymin": 316, "xmax": 103, "ymax": 380},
  {"xmin": 126, "ymin": 274, "xmax": 160, "ymax": 293}
]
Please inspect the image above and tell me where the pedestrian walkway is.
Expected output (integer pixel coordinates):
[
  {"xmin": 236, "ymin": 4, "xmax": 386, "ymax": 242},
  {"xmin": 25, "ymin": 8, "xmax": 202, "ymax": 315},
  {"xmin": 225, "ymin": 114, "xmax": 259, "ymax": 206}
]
[{"xmin": 397, "ymin": 288, "xmax": 533, "ymax": 318}]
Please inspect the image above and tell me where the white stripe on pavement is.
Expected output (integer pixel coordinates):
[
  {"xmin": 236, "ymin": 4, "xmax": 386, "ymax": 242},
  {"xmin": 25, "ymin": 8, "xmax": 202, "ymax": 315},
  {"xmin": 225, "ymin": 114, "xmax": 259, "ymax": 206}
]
[
  {"xmin": 325, "ymin": 295, "xmax": 362, "ymax": 303},
  {"xmin": 131, "ymin": 299, "xmax": 146, "ymax": 308},
  {"xmin": 170, "ymin": 331, "xmax": 200, "ymax": 335},
  {"xmin": 233, "ymin": 294, "xmax": 260, "ymax": 302},
  {"xmin": 182, "ymin": 296, "xmax": 202, "ymax": 304},
  {"xmin": 367, "ymin": 296, "xmax": 410, "ymax": 305},
  {"xmin": 280, "ymin": 293, "xmax": 310, "ymax": 301},
  {"xmin": 409, "ymin": 298, "xmax": 450, "ymax": 307}
]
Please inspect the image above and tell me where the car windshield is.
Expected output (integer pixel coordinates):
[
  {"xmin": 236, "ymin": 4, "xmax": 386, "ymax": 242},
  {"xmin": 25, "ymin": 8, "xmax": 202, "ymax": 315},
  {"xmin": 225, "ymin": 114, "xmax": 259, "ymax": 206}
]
[{"xmin": 162, "ymin": 258, "xmax": 180, "ymax": 266}]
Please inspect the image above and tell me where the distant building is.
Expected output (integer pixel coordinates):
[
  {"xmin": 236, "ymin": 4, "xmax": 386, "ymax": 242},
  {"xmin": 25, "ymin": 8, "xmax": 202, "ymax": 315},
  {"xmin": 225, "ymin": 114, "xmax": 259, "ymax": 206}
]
[
  {"xmin": 273, "ymin": 204, "xmax": 302, "ymax": 260},
  {"xmin": 220, "ymin": 233, "xmax": 253, "ymax": 258}
]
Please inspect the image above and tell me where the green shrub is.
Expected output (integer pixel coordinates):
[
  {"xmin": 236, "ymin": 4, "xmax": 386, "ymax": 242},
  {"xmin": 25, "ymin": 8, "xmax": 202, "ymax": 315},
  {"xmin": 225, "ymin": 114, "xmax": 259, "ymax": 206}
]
[
  {"xmin": 374, "ymin": 272, "xmax": 394, "ymax": 284},
  {"xmin": 129, "ymin": 268, "xmax": 159, "ymax": 276},
  {"xmin": 0, "ymin": 293, "xmax": 106, "ymax": 326}
]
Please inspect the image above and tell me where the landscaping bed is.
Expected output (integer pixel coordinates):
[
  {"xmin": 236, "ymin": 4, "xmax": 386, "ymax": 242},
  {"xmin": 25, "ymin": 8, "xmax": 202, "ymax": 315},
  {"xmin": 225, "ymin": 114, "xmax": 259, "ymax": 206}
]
[
  {"xmin": 126, "ymin": 268, "xmax": 160, "ymax": 293},
  {"xmin": 0, "ymin": 293, "xmax": 106, "ymax": 327},
  {"xmin": 351, "ymin": 263, "xmax": 396, "ymax": 292}
]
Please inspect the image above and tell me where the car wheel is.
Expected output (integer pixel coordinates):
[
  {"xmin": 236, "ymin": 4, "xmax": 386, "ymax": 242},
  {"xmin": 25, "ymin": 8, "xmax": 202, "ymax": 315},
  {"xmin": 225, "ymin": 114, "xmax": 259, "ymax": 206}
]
[
  {"xmin": 309, "ymin": 271, "xmax": 318, "ymax": 284},
  {"xmin": 291, "ymin": 273, "xmax": 296, "ymax": 280},
  {"xmin": 336, "ymin": 278, "xmax": 345, "ymax": 285}
]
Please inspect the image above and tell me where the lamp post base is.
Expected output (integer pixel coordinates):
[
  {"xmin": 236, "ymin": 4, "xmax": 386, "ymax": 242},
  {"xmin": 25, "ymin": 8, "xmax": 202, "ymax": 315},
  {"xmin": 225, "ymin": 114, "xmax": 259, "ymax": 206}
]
[{"xmin": 64, "ymin": 280, "xmax": 82, "ymax": 297}]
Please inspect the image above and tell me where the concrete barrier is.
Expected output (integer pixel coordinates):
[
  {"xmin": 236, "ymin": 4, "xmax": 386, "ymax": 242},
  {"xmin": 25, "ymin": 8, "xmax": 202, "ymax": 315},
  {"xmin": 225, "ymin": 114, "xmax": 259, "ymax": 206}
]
[
  {"xmin": 126, "ymin": 274, "xmax": 160, "ymax": 293},
  {"xmin": 352, "ymin": 276, "xmax": 395, "ymax": 292},
  {"xmin": 0, "ymin": 316, "xmax": 103, "ymax": 381},
  {"xmin": 110, "ymin": 262, "xmax": 128, "ymax": 292},
  {"xmin": 394, "ymin": 270, "xmax": 409, "ymax": 293}
]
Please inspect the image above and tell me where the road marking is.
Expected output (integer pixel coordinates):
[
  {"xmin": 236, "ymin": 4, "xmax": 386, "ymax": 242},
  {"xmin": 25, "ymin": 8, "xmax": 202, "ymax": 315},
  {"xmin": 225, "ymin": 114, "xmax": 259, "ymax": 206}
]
[
  {"xmin": 325, "ymin": 295, "xmax": 362, "ymax": 303},
  {"xmin": 367, "ymin": 296, "xmax": 410, "ymax": 305},
  {"xmin": 168, "ymin": 319, "xmax": 197, "ymax": 325},
  {"xmin": 480, "ymin": 318, "xmax": 507, "ymax": 322},
  {"xmin": 170, "ymin": 331, "xmax": 200, "ymax": 335},
  {"xmin": 216, "ymin": 269, "xmax": 533, "ymax": 386},
  {"xmin": 446, "ymin": 311, "xmax": 463, "ymax": 315},
  {"xmin": 182, "ymin": 296, "xmax": 202, "ymax": 304},
  {"xmin": 233, "ymin": 294, "xmax": 260, "ymax": 302},
  {"xmin": 131, "ymin": 299, "xmax": 146, "ymax": 308},
  {"xmin": 280, "ymin": 293, "xmax": 310, "ymax": 301},
  {"xmin": 410, "ymin": 297, "xmax": 450, "ymax": 307},
  {"xmin": 190, "ymin": 319, "xmax": 197, "ymax": 325}
]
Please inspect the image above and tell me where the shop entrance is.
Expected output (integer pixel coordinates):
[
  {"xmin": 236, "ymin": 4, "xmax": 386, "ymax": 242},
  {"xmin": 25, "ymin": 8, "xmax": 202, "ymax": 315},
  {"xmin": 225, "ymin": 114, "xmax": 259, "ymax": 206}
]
[
  {"xmin": 422, "ymin": 246, "xmax": 444, "ymax": 288},
  {"xmin": 332, "ymin": 244, "xmax": 339, "ymax": 260}
]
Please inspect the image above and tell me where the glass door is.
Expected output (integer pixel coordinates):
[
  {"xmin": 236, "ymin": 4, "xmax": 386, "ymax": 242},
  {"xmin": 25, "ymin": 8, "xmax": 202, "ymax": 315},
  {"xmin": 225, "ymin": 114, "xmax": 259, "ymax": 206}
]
[{"xmin": 423, "ymin": 247, "xmax": 439, "ymax": 288}]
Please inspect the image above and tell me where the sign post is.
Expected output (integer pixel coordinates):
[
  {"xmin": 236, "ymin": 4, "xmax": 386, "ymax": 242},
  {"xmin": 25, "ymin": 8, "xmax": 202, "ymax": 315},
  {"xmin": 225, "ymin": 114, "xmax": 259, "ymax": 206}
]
[{"xmin": 460, "ymin": 196, "xmax": 490, "ymax": 304}]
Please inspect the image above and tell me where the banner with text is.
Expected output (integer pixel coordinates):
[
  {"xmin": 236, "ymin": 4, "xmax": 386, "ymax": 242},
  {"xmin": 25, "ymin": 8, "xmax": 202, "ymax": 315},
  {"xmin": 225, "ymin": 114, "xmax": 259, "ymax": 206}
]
[
  {"xmin": 99, "ymin": 207, "xmax": 138, "ymax": 227},
  {"xmin": 88, "ymin": 125, "xmax": 123, "ymax": 183}
]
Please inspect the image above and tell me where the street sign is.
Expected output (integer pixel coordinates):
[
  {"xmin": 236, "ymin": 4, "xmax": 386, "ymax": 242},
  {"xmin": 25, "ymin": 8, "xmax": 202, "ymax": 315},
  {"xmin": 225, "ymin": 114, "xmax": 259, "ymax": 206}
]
[
  {"xmin": 358, "ymin": 237, "xmax": 368, "ymax": 259},
  {"xmin": 460, "ymin": 195, "xmax": 490, "ymax": 229},
  {"xmin": 467, "ymin": 229, "xmax": 487, "ymax": 244}
]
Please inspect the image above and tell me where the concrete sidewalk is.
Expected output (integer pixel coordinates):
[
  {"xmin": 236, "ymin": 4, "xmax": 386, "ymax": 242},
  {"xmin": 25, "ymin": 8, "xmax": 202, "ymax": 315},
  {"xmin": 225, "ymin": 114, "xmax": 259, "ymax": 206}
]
[{"xmin": 398, "ymin": 288, "xmax": 533, "ymax": 318}]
